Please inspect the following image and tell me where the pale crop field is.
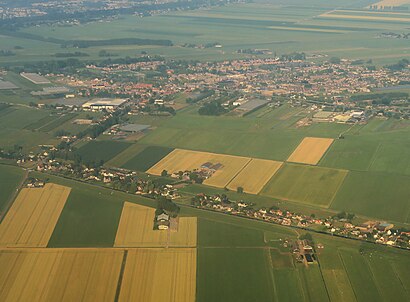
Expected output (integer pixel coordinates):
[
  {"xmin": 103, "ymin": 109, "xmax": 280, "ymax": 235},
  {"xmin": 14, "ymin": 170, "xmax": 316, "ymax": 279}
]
[
  {"xmin": 114, "ymin": 202, "xmax": 197, "ymax": 248},
  {"xmin": 227, "ymin": 159, "xmax": 283, "ymax": 194},
  {"xmin": 370, "ymin": 0, "xmax": 410, "ymax": 7},
  {"xmin": 287, "ymin": 137, "xmax": 334, "ymax": 165},
  {"xmin": 0, "ymin": 183, "xmax": 71, "ymax": 247},
  {"xmin": 119, "ymin": 248, "xmax": 196, "ymax": 302},
  {"xmin": 320, "ymin": 11, "xmax": 410, "ymax": 22},
  {"xmin": 148, "ymin": 148, "xmax": 251, "ymax": 188},
  {"xmin": 0, "ymin": 248, "xmax": 123, "ymax": 302}
]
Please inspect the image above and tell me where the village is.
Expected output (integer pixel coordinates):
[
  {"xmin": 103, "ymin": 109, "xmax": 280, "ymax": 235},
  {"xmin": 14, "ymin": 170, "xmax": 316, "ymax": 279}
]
[
  {"xmin": 42, "ymin": 56, "xmax": 410, "ymax": 120},
  {"xmin": 12, "ymin": 146, "xmax": 410, "ymax": 252}
]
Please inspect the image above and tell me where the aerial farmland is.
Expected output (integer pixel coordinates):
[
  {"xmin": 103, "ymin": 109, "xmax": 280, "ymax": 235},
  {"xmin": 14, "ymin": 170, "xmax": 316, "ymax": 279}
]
[{"xmin": 0, "ymin": 0, "xmax": 409, "ymax": 300}]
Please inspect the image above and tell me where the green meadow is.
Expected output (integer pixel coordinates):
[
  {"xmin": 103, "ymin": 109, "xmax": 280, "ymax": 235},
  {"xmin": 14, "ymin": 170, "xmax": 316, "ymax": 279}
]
[
  {"xmin": 76, "ymin": 140, "xmax": 131, "ymax": 164},
  {"xmin": 0, "ymin": 3, "xmax": 409, "ymax": 65},
  {"xmin": 261, "ymin": 164, "xmax": 348, "ymax": 207}
]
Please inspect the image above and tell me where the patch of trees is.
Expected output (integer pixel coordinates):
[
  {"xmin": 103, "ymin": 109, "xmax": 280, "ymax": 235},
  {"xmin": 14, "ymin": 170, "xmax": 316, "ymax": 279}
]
[
  {"xmin": 54, "ymin": 51, "xmax": 89, "ymax": 58},
  {"xmin": 385, "ymin": 59, "xmax": 409, "ymax": 71},
  {"xmin": 351, "ymin": 92, "xmax": 408, "ymax": 105},
  {"xmin": 280, "ymin": 52, "xmax": 306, "ymax": 61},
  {"xmin": 156, "ymin": 195, "xmax": 180, "ymax": 217},
  {"xmin": 0, "ymin": 103, "xmax": 10, "ymax": 111},
  {"xmin": 185, "ymin": 89, "xmax": 215, "ymax": 104},
  {"xmin": 62, "ymin": 38, "xmax": 173, "ymax": 48},
  {"xmin": 77, "ymin": 108, "xmax": 129, "ymax": 140},
  {"xmin": 0, "ymin": 144, "xmax": 23, "ymax": 160},
  {"xmin": 198, "ymin": 101, "xmax": 227, "ymax": 116},
  {"xmin": 0, "ymin": 49, "xmax": 15, "ymax": 56}
]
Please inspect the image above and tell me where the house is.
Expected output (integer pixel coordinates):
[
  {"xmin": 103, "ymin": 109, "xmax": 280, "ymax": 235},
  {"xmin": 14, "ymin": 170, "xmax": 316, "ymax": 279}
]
[{"xmin": 157, "ymin": 212, "xmax": 170, "ymax": 222}]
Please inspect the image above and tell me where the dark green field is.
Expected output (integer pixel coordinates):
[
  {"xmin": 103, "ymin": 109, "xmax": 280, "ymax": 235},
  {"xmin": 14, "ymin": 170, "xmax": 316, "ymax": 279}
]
[
  {"xmin": 0, "ymin": 165, "xmax": 24, "ymax": 214},
  {"xmin": 122, "ymin": 145, "xmax": 174, "ymax": 171},
  {"xmin": 76, "ymin": 140, "xmax": 131, "ymax": 164}
]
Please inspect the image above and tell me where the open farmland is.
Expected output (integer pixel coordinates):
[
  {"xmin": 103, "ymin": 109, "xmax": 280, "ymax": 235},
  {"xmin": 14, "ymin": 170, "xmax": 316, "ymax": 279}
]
[
  {"xmin": 0, "ymin": 248, "xmax": 123, "ymax": 302},
  {"xmin": 148, "ymin": 148, "xmax": 251, "ymax": 188},
  {"xmin": 119, "ymin": 248, "xmax": 196, "ymax": 302},
  {"xmin": 114, "ymin": 202, "xmax": 197, "ymax": 247},
  {"xmin": 76, "ymin": 140, "xmax": 131, "ymax": 164},
  {"xmin": 0, "ymin": 183, "xmax": 70, "ymax": 247},
  {"xmin": 261, "ymin": 164, "xmax": 348, "ymax": 207},
  {"xmin": 287, "ymin": 137, "xmax": 334, "ymax": 165},
  {"xmin": 122, "ymin": 145, "xmax": 174, "ymax": 171},
  {"xmin": 2, "ymin": 2, "xmax": 407, "ymax": 65},
  {"xmin": 226, "ymin": 159, "xmax": 283, "ymax": 194}
]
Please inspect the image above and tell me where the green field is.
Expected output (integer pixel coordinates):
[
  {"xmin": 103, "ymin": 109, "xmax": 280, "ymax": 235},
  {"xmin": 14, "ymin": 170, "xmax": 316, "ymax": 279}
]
[
  {"xmin": 122, "ymin": 145, "xmax": 174, "ymax": 171},
  {"xmin": 0, "ymin": 106, "xmax": 57, "ymax": 150},
  {"xmin": 197, "ymin": 248, "xmax": 275, "ymax": 302},
  {"xmin": 321, "ymin": 119, "xmax": 410, "ymax": 176},
  {"xmin": 331, "ymin": 171, "xmax": 410, "ymax": 223},
  {"xmin": 76, "ymin": 140, "xmax": 131, "ymax": 164},
  {"xmin": 25, "ymin": 171, "xmax": 410, "ymax": 301},
  {"xmin": 0, "ymin": 165, "xmax": 24, "ymax": 214},
  {"xmin": 261, "ymin": 164, "xmax": 348, "ymax": 207},
  {"xmin": 0, "ymin": 2, "xmax": 407, "ymax": 65},
  {"xmin": 139, "ymin": 105, "xmax": 348, "ymax": 161}
]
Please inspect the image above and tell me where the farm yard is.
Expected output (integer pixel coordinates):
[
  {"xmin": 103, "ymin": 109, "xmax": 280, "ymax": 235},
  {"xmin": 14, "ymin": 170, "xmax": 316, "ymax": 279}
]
[
  {"xmin": 114, "ymin": 202, "xmax": 197, "ymax": 248},
  {"xmin": 148, "ymin": 149, "xmax": 252, "ymax": 188}
]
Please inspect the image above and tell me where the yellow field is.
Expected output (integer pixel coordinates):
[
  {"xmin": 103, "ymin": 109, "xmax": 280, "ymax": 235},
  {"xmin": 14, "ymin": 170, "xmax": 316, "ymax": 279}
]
[
  {"xmin": 114, "ymin": 202, "xmax": 197, "ymax": 248},
  {"xmin": 320, "ymin": 11, "xmax": 410, "ymax": 22},
  {"xmin": 227, "ymin": 159, "xmax": 283, "ymax": 194},
  {"xmin": 0, "ymin": 183, "xmax": 71, "ymax": 247},
  {"xmin": 268, "ymin": 26, "xmax": 347, "ymax": 33},
  {"xmin": 287, "ymin": 137, "xmax": 334, "ymax": 165},
  {"xmin": 119, "ymin": 248, "xmax": 196, "ymax": 302},
  {"xmin": 148, "ymin": 148, "xmax": 251, "ymax": 188},
  {"xmin": 0, "ymin": 248, "xmax": 123, "ymax": 302},
  {"xmin": 371, "ymin": 0, "xmax": 410, "ymax": 7}
]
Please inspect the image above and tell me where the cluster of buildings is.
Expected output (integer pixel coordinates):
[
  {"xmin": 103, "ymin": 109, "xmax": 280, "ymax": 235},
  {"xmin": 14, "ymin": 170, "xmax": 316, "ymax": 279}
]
[
  {"xmin": 190, "ymin": 193, "xmax": 410, "ymax": 250},
  {"xmin": 51, "ymin": 56, "xmax": 409, "ymax": 119}
]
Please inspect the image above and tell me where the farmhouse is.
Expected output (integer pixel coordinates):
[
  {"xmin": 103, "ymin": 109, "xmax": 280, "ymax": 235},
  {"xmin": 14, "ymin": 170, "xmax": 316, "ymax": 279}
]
[{"xmin": 82, "ymin": 98, "xmax": 128, "ymax": 111}]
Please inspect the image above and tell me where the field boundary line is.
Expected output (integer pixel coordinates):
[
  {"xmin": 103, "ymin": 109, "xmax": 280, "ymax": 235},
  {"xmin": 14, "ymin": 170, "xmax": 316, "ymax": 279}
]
[
  {"xmin": 338, "ymin": 249, "xmax": 359, "ymax": 302},
  {"xmin": 114, "ymin": 250, "xmax": 128, "ymax": 302},
  {"xmin": 0, "ymin": 168, "xmax": 28, "ymax": 223},
  {"xmin": 224, "ymin": 158, "xmax": 253, "ymax": 190},
  {"xmin": 390, "ymin": 260, "xmax": 410, "ymax": 297},
  {"xmin": 366, "ymin": 142, "xmax": 382, "ymax": 171},
  {"xmin": 327, "ymin": 169, "xmax": 349, "ymax": 209},
  {"xmin": 362, "ymin": 255, "xmax": 384, "ymax": 299}
]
